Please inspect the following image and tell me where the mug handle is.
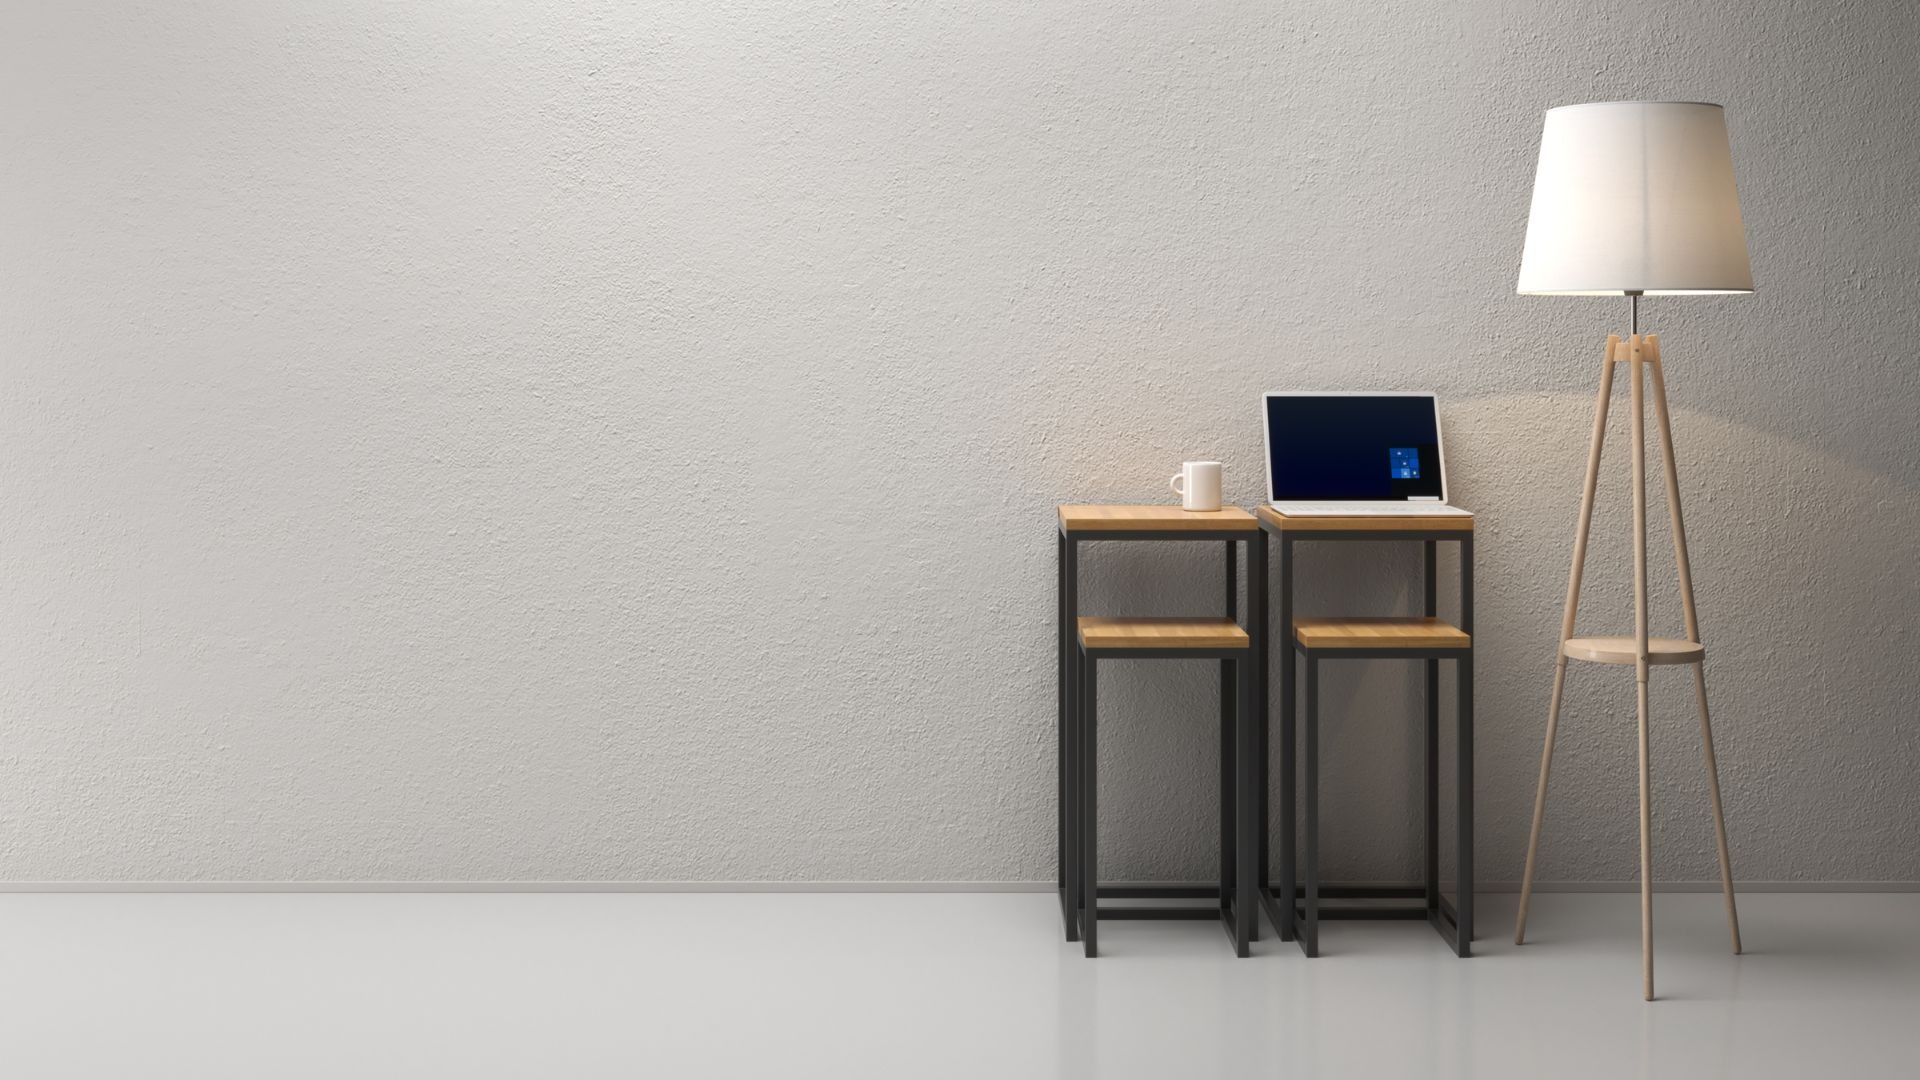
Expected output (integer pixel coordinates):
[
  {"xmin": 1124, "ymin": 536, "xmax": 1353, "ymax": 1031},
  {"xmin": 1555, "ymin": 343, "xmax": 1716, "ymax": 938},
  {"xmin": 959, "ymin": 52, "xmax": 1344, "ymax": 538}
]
[{"xmin": 1169, "ymin": 472, "xmax": 1186, "ymax": 497}]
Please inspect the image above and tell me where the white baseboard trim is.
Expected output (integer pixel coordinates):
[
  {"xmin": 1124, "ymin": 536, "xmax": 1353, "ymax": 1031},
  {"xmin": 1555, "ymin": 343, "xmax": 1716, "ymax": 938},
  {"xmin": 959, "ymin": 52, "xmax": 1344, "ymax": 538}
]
[
  {"xmin": 1481, "ymin": 880, "xmax": 1920, "ymax": 893},
  {"xmin": 0, "ymin": 880, "xmax": 1045, "ymax": 894},
  {"xmin": 0, "ymin": 879, "xmax": 1914, "ymax": 894}
]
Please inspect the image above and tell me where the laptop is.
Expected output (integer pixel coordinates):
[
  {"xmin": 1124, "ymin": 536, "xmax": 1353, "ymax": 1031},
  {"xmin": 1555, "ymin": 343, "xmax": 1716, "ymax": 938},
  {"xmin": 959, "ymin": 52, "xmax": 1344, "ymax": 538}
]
[{"xmin": 1262, "ymin": 392, "xmax": 1472, "ymax": 516}]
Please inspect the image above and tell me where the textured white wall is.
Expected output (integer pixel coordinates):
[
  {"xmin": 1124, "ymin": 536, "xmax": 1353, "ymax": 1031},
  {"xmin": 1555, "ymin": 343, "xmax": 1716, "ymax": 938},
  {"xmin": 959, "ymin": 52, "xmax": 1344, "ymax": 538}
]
[{"xmin": 3, "ymin": 1, "xmax": 1916, "ymax": 884}]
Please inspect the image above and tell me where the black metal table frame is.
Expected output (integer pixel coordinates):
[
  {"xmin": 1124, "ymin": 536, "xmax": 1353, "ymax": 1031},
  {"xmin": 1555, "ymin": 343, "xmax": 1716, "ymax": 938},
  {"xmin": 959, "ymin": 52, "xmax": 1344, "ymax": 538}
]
[
  {"xmin": 1057, "ymin": 523, "xmax": 1267, "ymax": 958},
  {"xmin": 1259, "ymin": 522, "xmax": 1475, "ymax": 958}
]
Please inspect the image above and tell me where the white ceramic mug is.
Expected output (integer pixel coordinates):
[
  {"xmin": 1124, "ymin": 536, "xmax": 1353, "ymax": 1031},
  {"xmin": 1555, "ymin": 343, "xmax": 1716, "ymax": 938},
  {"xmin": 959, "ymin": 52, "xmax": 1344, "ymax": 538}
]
[{"xmin": 1169, "ymin": 461, "xmax": 1223, "ymax": 512}]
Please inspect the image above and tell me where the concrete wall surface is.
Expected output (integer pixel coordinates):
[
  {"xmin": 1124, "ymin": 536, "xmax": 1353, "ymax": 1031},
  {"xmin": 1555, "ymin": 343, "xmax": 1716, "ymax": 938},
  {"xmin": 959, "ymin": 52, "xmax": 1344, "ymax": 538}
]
[{"xmin": 2, "ymin": 1, "xmax": 1915, "ymax": 884}]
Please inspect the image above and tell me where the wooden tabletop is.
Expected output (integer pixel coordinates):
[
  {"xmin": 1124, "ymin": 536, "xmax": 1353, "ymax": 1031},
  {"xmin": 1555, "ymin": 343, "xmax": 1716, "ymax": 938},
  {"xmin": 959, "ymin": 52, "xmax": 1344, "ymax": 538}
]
[
  {"xmin": 1293, "ymin": 616, "xmax": 1470, "ymax": 649},
  {"xmin": 1256, "ymin": 505, "xmax": 1474, "ymax": 532},
  {"xmin": 1059, "ymin": 505, "xmax": 1259, "ymax": 532},
  {"xmin": 1077, "ymin": 616, "xmax": 1251, "ymax": 650}
]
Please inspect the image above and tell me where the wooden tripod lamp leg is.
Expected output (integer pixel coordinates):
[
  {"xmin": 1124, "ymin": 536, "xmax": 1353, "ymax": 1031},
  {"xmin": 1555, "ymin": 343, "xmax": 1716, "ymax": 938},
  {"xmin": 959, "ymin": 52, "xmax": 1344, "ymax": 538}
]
[
  {"xmin": 1646, "ymin": 338, "xmax": 1742, "ymax": 955},
  {"xmin": 1516, "ymin": 336, "xmax": 1619, "ymax": 945},
  {"xmin": 1690, "ymin": 667, "xmax": 1741, "ymax": 951},
  {"xmin": 1629, "ymin": 336, "xmax": 1656, "ymax": 1002}
]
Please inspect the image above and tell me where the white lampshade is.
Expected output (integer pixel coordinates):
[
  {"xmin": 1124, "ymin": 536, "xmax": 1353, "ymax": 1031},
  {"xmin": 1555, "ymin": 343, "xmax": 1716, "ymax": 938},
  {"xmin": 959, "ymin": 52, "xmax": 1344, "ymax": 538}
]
[{"xmin": 1517, "ymin": 101, "xmax": 1753, "ymax": 296}]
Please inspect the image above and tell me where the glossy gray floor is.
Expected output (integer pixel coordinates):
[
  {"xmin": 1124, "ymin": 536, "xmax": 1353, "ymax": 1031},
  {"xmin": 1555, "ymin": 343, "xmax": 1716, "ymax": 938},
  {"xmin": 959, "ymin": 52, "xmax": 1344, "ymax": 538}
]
[{"xmin": 2, "ymin": 890, "xmax": 1914, "ymax": 1078}]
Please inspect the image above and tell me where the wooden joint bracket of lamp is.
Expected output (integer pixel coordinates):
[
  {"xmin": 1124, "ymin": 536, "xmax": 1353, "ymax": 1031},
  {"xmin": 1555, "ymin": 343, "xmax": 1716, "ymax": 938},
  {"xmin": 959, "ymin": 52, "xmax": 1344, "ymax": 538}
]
[{"xmin": 1509, "ymin": 101, "xmax": 1750, "ymax": 1001}]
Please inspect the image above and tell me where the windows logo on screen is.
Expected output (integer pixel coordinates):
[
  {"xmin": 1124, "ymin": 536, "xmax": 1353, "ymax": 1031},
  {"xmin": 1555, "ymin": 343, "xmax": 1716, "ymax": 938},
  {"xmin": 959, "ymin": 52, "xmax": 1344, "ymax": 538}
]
[{"xmin": 1389, "ymin": 447, "xmax": 1420, "ymax": 480}]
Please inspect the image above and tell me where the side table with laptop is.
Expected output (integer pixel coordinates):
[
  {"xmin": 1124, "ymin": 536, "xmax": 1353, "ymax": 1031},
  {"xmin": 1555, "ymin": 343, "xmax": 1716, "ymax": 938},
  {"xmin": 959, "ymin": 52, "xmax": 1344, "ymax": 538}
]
[{"xmin": 1258, "ymin": 391, "xmax": 1476, "ymax": 956}]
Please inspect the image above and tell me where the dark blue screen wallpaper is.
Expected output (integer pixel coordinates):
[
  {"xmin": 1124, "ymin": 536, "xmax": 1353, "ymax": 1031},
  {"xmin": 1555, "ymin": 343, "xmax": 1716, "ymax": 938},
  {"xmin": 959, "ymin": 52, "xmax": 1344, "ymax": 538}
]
[{"xmin": 1266, "ymin": 396, "xmax": 1444, "ymax": 500}]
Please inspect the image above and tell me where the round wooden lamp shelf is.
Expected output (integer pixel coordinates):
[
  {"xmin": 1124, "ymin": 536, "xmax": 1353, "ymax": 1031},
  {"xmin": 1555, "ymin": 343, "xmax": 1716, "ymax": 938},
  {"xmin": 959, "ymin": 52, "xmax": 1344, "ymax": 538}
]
[{"xmin": 1561, "ymin": 636, "xmax": 1705, "ymax": 666}]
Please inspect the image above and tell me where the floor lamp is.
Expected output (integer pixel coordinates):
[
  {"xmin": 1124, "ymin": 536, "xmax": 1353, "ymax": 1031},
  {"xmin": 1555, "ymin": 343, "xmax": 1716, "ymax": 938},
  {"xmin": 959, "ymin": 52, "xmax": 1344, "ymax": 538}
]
[{"xmin": 1509, "ymin": 101, "xmax": 1751, "ymax": 1001}]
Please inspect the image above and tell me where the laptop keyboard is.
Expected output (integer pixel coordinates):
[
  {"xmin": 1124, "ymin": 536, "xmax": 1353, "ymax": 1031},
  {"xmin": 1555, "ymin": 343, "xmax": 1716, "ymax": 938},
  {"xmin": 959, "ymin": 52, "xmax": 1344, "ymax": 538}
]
[{"xmin": 1274, "ymin": 501, "xmax": 1472, "ymax": 516}]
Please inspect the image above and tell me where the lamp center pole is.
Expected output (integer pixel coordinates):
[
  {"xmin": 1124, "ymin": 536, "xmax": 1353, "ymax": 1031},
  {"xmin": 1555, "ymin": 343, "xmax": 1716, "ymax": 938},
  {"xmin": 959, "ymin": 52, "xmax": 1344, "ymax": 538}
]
[{"xmin": 1628, "ymin": 290, "xmax": 1642, "ymax": 336}]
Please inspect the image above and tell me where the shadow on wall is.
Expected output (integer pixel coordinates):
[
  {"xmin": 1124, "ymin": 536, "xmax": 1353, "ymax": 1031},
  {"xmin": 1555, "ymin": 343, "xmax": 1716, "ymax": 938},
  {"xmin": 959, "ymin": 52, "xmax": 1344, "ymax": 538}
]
[{"xmin": 1420, "ymin": 390, "xmax": 1918, "ymax": 885}]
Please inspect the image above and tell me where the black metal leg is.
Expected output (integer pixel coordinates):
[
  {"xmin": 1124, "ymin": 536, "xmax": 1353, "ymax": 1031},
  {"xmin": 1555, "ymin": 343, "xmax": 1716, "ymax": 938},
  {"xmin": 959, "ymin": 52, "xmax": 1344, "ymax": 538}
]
[
  {"xmin": 1235, "ymin": 654, "xmax": 1257, "ymax": 957},
  {"xmin": 1220, "ymin": 540, "xmax": 1237, "ymax": 925},
  {"xmin": 1425, "ymin": 660, "xmax": 1440, "ymax": 920},
  {"xmin": 1220, "ymin": 654, "xmax": 1236, "ymax": 919},
  {"xmin": 1065, "ymin": 649, "xmax": 1081, "ymax": 943},
  {"xmin": 1081, "ymin": 652, "xmax": 1098, "ymax": 959},
  {"xmin": 1224, "ymin": 540, "xmax": 1237, "ymax": 619},
  {"xmin": 1460, "ymin": 536, "xmax": 1474, "ymax": 953},
  {"xmin": 1248, "ymin": 531, "xmax": 1267, "ymax": 942},
  {"xmin": 1064, "ymin": 537, "xmax": 1080, "ymax": 940},
  {"xmin": 1423, "ymin": 541, "xmax": 1439, "ymax": 916},
  {"xmin": 1460, "ymin": 536, "xmax": 1474, "ymax": 638},
  {"xmin": 1302, "ymin": 650, "xmax": 1320, "ymax": 957},
  {"xmin": 1458, "ymin": 656, "xmax": 1475, "ymax": 957},
  {"xmin": 1057, "ymin": 531, "xmax": 1073, "ymax": 940},
  {"xmin": 1277, "ymin": 534, "xmax": 1296, "ymax": 942}
]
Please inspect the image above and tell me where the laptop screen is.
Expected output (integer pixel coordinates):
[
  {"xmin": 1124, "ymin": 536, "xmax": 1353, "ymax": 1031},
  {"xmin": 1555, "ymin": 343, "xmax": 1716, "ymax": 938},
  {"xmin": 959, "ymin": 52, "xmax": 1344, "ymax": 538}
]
[{"xmin": 1265, "ymin": 394, "xmax": 1445, "ymax": 501}]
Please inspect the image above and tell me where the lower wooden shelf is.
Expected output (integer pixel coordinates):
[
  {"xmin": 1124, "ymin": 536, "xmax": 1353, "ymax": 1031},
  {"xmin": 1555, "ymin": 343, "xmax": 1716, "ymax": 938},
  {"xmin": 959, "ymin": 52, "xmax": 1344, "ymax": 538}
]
[
  {"xmin": 1292, "ymin": 616, "xmax": 1469, "ymax": 650},
  {"xmin": 1562, "ymin": 636, "xmax": 1704, "ymax": 666}
]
